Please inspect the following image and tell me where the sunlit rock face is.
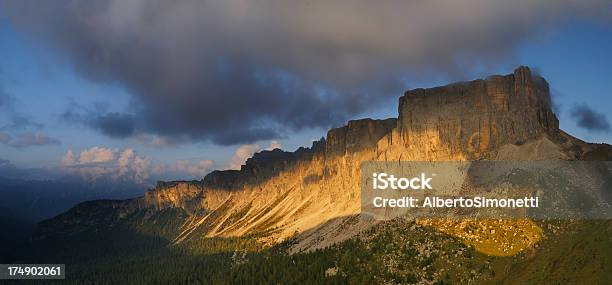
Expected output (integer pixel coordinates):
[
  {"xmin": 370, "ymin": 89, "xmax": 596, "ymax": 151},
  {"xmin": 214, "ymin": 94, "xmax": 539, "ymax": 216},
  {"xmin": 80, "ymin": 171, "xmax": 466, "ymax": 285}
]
[
  {"xmin": 60, "ymin": 67, "xmax": 608, "ymax": 254},
  {"xmin": 378, "ymin": 66, "xmax": 559, "ymax": 161},
  {"xmin": 143, "ymin": 181, "xmax": 204, "ymax": 213},
  {"xmin": 326, "ymin": 118, "xmax": 397, "ymax": 155}
]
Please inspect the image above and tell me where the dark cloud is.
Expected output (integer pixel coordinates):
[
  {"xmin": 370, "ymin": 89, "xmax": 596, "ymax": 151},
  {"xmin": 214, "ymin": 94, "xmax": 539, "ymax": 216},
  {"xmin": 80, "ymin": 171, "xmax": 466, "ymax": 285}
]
[
  {"xmin": 60, "ymin": 101, "xmax": 136, "ymax": 138},
  {"xmin": 4, "ymin": 0, "xmax": 610, "ymax": 145},
  {"xmin": 211, "ymin": 127, "xmax": 281, "ymax": 146},
  {"xmin": 570, "ymin": 104, "xmax": 611, "ymax": 132},
  {"xmin": 89, "ymin": 112, "xmax": 136, "ymax": 138},
  {"xmin": 0, "ymin": 132, "xmax": 61, "ymax": 148}
]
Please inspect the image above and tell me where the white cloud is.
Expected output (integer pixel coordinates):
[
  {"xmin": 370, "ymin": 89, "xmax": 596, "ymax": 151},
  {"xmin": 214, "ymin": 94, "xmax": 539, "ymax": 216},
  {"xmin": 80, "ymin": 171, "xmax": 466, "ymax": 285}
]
[
  {"xmin": 174, "ymin": 159, "xmax": 214, "ymax": 178},
  {"xmin": 59, "ymin": 146, "xmax": 218, "ymax": 182},
  {"xmin": 228, "ymin": 143, "xmax": 260, "ymax": 170},
  {"xmin": 132, "ymin": 155, "xmax": 152, "ymax": 183},
  {"xmin": 226, "ymin": 140, "xmax": 282, "ymax": 170},
  {"xmin": 58, "ymin": 139, "xmax": 280, "ymax": 182},
  {"xmin": 60, "ymin": 149, "xmax": 76, "ymax": 166},
  {"xmin": 267, "ymin": 140, "xmax": 281, "ymax": 150},
  {"xmin": 78, "ymin": 146, "xmax": 115, "ymax": 164},
  {"xmin": 117, "ymin": 148, "xmax": 135, "ymax": 177},
  {"xmin": 60, "ymin": 147, "xmax": 151, "ymax": 183}
]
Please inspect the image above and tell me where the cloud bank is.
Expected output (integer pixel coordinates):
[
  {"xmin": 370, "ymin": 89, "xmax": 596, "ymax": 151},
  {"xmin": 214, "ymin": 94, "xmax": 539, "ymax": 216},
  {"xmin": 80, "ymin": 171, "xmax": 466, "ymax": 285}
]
[
  {"xmin": 60, "ymin": 146, "xmax": 220, "ymax": 182},
  {"xmin": 4, "ymin": 0, "xmax": 610, "ymax": 145},
  {"xmin": 61, "ymin": 147, "xmax": 152, "ymax": 183}
]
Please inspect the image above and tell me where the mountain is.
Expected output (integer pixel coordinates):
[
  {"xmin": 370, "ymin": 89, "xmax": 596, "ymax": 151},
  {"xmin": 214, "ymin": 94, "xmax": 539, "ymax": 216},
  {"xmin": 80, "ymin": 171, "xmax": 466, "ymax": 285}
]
[
  {"xmin": 0, "ymin": 176, "xmax": 147, "ymax": 263},
  {"xmin": 0, "ymin": 176, "xmax": 146, "ymax": 223},
  {"xmin": 15, "ymin": 67, "xmax": 612, "ymax": 284}
]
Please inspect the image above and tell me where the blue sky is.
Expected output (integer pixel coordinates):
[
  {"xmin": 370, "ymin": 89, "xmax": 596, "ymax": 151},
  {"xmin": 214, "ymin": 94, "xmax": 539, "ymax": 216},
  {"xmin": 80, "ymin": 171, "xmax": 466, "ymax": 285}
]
[{"xmin": 0, "ymin": 2, "xmax": 611, "ymax": 183}]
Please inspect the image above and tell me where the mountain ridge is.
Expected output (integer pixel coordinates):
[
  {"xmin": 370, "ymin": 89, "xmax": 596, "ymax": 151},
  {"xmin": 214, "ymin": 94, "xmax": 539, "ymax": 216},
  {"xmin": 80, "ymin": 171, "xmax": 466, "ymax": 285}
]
[{"xmin": 33, "ymin": 66, "xmax": 611, "ymax": 255}]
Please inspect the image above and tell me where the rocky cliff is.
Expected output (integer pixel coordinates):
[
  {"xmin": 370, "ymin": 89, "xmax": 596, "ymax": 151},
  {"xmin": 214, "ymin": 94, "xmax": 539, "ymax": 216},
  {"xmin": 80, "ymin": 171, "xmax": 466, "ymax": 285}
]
[
  {"xmin": 403, "ymin": 66, "xmax": 557, "ymax": 151},
  {"xmin": 37, "ymin": 66, "xmax": 611, "ymax": 255}
]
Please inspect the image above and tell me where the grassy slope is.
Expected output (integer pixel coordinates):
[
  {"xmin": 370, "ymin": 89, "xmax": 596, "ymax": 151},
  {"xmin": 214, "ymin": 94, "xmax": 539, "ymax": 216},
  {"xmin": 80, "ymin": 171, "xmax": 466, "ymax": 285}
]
[{"xmin": 497, "ymin": 220, "xmax": 612, "ymax": 285}]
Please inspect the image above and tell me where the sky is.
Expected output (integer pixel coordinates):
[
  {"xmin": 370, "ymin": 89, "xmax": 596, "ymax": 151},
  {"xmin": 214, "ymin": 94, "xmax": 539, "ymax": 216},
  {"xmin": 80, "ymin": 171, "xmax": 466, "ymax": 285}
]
[{"xmin": 0, "ymin": 0, "xmax": 611, "ymax": 184}]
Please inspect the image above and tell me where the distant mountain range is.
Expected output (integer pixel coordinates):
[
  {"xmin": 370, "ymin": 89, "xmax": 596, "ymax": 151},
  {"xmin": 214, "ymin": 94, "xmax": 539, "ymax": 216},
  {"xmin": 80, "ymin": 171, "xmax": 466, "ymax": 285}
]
[{"xmin": 0, "ymin": 176, "xmax": 146, "ymax": 239}]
